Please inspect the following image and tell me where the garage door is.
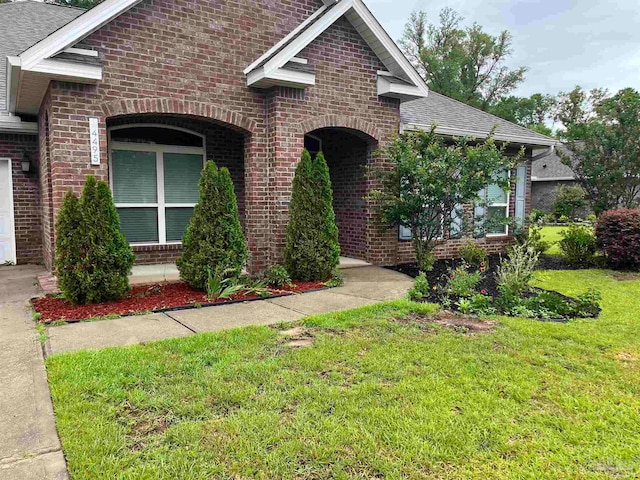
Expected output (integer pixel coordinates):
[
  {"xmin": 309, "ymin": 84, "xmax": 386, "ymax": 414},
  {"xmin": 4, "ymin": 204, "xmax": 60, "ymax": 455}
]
[{"xmin": 0, "ymin": 159, "xmax": 16, "ymax": 264}]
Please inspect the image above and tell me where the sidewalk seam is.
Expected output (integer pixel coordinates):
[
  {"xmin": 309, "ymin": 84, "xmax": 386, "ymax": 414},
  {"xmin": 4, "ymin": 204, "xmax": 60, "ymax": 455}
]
[
  {"xmin": 0, "ymin": 446, "xmax": 62, "ymax": 467},
  {"xmin": 163, "ymin": 311, "xmax": 198, "ymax": 334}
]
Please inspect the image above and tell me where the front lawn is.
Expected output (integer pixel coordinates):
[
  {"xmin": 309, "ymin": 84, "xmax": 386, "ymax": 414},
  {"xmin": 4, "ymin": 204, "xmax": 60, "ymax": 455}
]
[
  {"xmin": 538, "ymin": 225, "xmax": 565, "ymax": 255},
  {"xmin": 47, "ymin": 270, "xmax": 640, "ymax": 479}
]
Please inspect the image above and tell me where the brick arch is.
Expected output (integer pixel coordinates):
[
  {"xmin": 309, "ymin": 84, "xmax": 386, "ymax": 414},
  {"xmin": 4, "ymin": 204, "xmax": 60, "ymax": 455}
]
[
  {"xmin": 101, "ymin": 98, "xmax": 257, "ymax": 133},
  {"xmin": 300, "ymin": 115, "xmax": 380, "ymax": 142}
]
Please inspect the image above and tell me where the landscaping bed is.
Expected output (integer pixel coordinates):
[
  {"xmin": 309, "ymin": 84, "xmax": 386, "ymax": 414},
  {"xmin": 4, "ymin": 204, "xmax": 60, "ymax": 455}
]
[
  {"xmin": 388, "ymin": 253, "xmax": 601, "ymax": 321},
  {"xmin": 32, "ymin": 280, "xmax": 327, "ymax": 324}
]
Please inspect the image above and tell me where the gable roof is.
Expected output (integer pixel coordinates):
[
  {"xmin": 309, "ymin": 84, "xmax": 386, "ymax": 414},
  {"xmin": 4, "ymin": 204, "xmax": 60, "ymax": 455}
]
[
  {"xmin": 244, "ymin": 0, "xmax": 429, "ymax": 98},
  {"xmin": 401, "ymin": 91, "xmax": 557, "ymax": 148},
  {"xmin": 532, "ymin": 145, "xmax": 576, "ymax": 181},
  {"xmin": 0, "ymin": 1, "xmax": 83, "ymax": 111}
]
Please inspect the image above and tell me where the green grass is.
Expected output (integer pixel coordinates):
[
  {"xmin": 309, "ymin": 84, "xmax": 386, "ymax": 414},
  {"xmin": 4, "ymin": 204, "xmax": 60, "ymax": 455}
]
[
  {"xmin": 537, "ymin": 226, "xmax": 565, "ymax": 255},
  {"xmin": 47, "ymin": 271, "xmax": 640, "ymax": 479}
]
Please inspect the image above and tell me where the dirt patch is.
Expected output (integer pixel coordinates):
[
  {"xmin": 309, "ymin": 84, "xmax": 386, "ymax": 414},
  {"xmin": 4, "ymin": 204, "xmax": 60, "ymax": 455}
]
[
  {"xmin": 615, "ymin": 352, "xmax": 637, "ymax": 362},
  {"xmin": 122, "ymin": 403, "xmax": 171, "ymax": 451},
  {"xmin": 609, "ymin": 272, "xmax": 640, "ymax": 281},
  {"xmin": 393, "ymin": 311, "xmax": 497, "ymax": 334},
  {"xmin": 279, "ymin": 326, "xmax": 315, "ymax": 348}
]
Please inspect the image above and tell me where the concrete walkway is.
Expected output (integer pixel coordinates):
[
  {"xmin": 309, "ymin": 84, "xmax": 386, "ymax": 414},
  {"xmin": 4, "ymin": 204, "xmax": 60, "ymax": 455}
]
[
  {"xmin": 45, "ymin": 266, "xmax": 413, "ymax": 355},
  {"xmin": 0, "ymin": 265, "xmax": 68, "ymax": 480}
]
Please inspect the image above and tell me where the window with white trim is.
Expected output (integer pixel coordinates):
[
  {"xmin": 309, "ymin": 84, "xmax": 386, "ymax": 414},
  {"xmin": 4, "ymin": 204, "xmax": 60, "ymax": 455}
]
[
  {"xmin": 484, "ymin": 170, "xmax": 510, "ymax": 236},
  {"xmin": 109, "ymin": 126, "xmax": 205, "ymax": 245}
]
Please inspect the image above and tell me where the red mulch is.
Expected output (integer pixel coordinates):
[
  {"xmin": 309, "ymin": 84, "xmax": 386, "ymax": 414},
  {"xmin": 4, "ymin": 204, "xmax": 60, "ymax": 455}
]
[{"xmin": 32, "ymin": 281, "xmax": 326, "ymax": 323}]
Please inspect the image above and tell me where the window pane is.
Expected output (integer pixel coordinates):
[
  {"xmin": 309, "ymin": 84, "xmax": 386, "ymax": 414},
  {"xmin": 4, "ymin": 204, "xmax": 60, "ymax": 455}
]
[
  {"xmin": 488, "ymin": 206, "xmax": 508, "ymax": 235},
  {"xmin": 164, "ymin": 153, "xmax": 202, "ymax": 204},
  {"xmin": 487, "ymin": 171, "xmax": 508, "ymax": 204},
  {"xmin": 112, "ymin": 150, "xmax": 157, "ymax": 204},
  {"xmin": 117, "ymin": 208, "xmax": 158, "ymax": 243},
  {"xmin": 166, "ymin": 207, "xmax": 194, "ymax": 242}
]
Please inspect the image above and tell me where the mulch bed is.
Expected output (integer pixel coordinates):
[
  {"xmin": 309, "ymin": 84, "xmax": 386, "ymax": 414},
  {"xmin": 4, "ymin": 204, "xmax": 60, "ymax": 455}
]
[
  {"xmin": 32, "ymin": 281, "xmax": 326, "ymax": 324},
  {"xmin": 386, "ymin": 255, "xmax": 585, "ymax": 320}
]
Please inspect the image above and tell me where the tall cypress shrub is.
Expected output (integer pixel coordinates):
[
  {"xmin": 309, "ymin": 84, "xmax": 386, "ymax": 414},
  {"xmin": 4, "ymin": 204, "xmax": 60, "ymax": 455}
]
[
  {"xmin": 78, "ymin": 176, "xmax": 135, "ymax": 304},
  {"xmin": 54, "ymin": 177, "xmax": 135, "ymax": 305},
  {"xmin": 284, "ymin": 149, "xmax": 340, "ymax": 281},
  {"xmin": 55, "ymin": 190, "xmax": 84, "ymax": 304},
  {"xmin": 177, "ymin": 161, "xmax": 247, "ymax": 290}
]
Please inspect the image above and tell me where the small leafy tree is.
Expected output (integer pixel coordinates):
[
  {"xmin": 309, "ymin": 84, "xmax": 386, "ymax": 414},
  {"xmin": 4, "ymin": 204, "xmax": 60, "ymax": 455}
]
[
  {"xmin": 557, "ymin": 87, "xmax": 640, "ymax": 214},
  {"xmin": 553, "ymin": 185, "xmax": 586, "ymax": 218},
  {"xmin": 54, "ymin": 191, "xmax": 84, "ymax": 303},
  {"xmin": 284, "ymin": 149, "xmax": 340, "ymax": 281},
  {"xmin": 55, "ymin": 176, "xmax": 135, "ymax": 304},
  {"xmin": 177, "ymin": 161, "xmax": 247, "ymax": 290},
  {"xmin": 369, "ymin": 127, "xmax": 519, "ymax": 271}
]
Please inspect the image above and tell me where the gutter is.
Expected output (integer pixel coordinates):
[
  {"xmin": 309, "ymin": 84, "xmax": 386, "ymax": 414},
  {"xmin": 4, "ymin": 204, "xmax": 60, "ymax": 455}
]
[{"xmin": 402, "ymin": 122, "xmax": 558, "ymax": 148}]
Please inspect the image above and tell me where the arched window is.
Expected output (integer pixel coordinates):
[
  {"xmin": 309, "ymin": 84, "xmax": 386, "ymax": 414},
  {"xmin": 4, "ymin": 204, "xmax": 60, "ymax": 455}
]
[{"xmin": 109, "ymin": 125, "xmax": 205, "ymax": 245}]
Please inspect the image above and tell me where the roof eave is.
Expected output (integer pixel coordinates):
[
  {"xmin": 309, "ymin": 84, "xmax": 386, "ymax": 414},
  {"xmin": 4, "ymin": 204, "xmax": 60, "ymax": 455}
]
[{"xmin": 402, "ymin": 122, "xmax": 558, "ymax": 148}]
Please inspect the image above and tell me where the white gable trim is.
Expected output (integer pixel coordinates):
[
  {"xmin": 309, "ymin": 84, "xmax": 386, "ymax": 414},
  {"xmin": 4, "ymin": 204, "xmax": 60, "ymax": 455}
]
[
  {"xmin": 349, "ymin": 0, "xmax": 428, "ymax": 97},
  {"xmin": 20, "ymin": 0, "xmax": 142, "ymax": 70},
  {"xmin": 243, "ymin": 4, "xmax": 330, "ymax": 75},
  {"xmin": 260, "ymin": 0, "xmax": 353, "ymax": 76},
  {"xmin": 245, "ymin": 0, "xmax": 429, "ymax": 98}
]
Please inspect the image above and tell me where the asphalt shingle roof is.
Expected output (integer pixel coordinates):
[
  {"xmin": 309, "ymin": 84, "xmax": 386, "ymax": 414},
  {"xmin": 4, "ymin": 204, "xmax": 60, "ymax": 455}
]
[
  {"xmin": 401, "ymin": 91, "xmax": 557, "ymax": 147},
  {"xmin": 531, "ymin": 144, "xmax": 576, "ymax": 181},
  {"xmin": 0, "ymin": 1, "xmax": 83, "ymax": 111}
]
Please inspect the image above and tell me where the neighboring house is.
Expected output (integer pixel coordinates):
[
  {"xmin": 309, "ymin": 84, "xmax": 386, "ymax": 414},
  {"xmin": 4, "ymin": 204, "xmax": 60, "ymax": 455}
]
[
  {"xmin": 531, "ymin": 144, "xmax": 582, "ymax": 214},
  {"xmin": 0, "ymin": 0, "xmax": 556, "ymax": 272}
]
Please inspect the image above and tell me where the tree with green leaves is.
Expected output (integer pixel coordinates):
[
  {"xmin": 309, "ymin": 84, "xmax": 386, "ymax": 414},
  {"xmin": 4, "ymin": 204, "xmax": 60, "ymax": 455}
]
[
  {"xmin": 490, "ymin": 93, "xmax": 556, "ymax": 136},
  {"xmin": 55, "ymin": 176, "xmax": 135, "ymax": 304},
  {"xmin": 284, "ymin": 149, "xmax": 340, "ymax": 282},
  {"xmin": 177, "ymin": 161, "xmax": 247, "ymax": 290},
  {"xmin": 400, "ymin": 8, "xmax": 527, "ymax": 111},
  {"xmin": 369, "ymin": 127, "xmax": 519, "ymax": 272},
  {"xmin": 557, "ymin": 87, "xmax": 640, "ymax": 214}
]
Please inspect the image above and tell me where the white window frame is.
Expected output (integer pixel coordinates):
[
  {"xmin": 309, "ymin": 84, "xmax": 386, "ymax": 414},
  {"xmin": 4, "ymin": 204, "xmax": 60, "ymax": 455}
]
[
  {"xmin": 485, "ymin": 170, "xmax": 511, "ymax": 237},
  {"xmin": 108, "ymin": 124, "xmax": 206, "ymax": 246}
]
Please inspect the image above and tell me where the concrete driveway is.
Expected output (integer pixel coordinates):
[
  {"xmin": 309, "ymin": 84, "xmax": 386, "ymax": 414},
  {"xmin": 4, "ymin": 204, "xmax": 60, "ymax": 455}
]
[{"xmin": 0, "ymin": 265, "xmax": 68, "ymax": 479}]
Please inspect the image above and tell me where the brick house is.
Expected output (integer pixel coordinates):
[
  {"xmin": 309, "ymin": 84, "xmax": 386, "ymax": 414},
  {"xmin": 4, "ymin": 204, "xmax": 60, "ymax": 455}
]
[{"xmin": 0, "ymin": 0, "xmax": 556, "ymax": 272}]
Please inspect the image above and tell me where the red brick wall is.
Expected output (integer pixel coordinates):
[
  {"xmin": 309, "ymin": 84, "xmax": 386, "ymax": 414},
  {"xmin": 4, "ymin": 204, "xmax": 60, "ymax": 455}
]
[
  {"xmin": 314, "ymin": 128, "xmax": 371, "ymax": 260},
  {"xmin": 0, "ymin": 133, "xmax": 41, "ymax": 264},
  {"xmin": 37, "ymin": 0, "xmax": 527, "ymax": 272},
  {"xmin": 41, "ymin": 0, "xmax": 401, "ymax": 271}
]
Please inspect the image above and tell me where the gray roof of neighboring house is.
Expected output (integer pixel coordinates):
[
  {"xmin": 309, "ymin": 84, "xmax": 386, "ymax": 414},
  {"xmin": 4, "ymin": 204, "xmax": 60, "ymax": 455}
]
[
  {"xmin": 401, "ymin": 91, "xmax": 557, "ymax": 147},
  {"xmin": 531, "ymin": 144, "xmax": 576, "ymax": 181},
  {"xmin": 0, "ymin": 1, "xmax": 84, "ymax": 111}
]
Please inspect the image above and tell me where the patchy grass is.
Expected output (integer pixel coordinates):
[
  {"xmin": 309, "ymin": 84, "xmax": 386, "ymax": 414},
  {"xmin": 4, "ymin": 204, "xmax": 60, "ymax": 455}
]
[{"xmin": 47, "ymin": 272, "xmax": 640, "ymax": 479}]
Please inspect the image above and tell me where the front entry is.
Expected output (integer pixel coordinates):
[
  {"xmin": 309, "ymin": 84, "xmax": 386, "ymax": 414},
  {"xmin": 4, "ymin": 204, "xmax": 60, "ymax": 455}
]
[{"xmin": 0, "ymin": 158, "xmax": 16, "ymax": 264}]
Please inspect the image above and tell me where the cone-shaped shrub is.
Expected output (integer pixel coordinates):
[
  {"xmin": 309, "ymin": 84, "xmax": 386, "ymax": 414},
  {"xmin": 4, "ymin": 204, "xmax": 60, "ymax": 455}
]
[
  {"xmin": 284, "ymin": 149, "xmax": 340, "ymax": 281},
  {"xmin": 55, "ymin": 177, "xmax": 135, "ymax": 305},
  {"xmin": 54, "ymin": 190, "xmax": 84, "ymax": 303},
  {"xmin": 177, "ymin": 161, "xmax": 247, "ymax": 290}
]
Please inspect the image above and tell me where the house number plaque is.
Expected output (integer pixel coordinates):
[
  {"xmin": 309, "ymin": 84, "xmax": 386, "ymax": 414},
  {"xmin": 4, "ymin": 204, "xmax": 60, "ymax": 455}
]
[{"xmin": 89, "ymin": 117, "xmax": 100, "ymax": 166}]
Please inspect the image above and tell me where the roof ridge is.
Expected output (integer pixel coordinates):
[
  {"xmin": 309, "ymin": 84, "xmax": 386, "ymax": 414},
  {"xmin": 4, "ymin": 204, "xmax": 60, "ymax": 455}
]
[{"xmin": 426, "ymin": 90, "xmax": 555, "ymax": 141}]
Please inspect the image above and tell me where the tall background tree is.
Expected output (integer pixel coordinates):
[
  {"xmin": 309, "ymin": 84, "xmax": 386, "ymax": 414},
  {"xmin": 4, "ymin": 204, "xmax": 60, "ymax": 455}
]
[
  {"xmin": 557, "ymin": 87, "xmax": 640, "ymax": 214},
  {"xmin": 400, "ymin": 8, "xmax": 527, "ymax": 111},
  {"xmin": 400, "ymin": 8, "xmax": 556, "ymax": 135}
]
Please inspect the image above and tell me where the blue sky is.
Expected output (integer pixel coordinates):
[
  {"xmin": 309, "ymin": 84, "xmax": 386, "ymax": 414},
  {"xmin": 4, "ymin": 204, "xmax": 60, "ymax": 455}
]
[{"xmin": 364, "ymin": 0, "xmax": 640, "ymax": 97}]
